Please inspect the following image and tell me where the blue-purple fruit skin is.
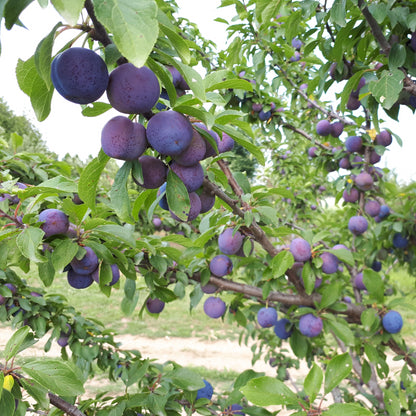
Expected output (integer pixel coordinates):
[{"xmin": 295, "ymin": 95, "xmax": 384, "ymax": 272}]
[
  {"xmin": 354, "ymin": 272, "xmax": 366, "ymax": 290},
  {"xmin": 355, "ymin": 172, "xmax": 373, "ymax": 191},
  {"xmin": 147, "ymin": 110, "xmax": 193, "ymax": 156},
  {"xmin": 339, "ymin": 157, "xmax": 351, "ymax": 170},
  {"xmin": 92, "ymin": 264, "xmax": 120, "ymax": 286},
  {"xmin": 290, "ymin": 51, "xmax": 301, "ymax": 62},
  {"xmin": 299, "ymin": 314, "xmax": 323, "ymax": 337},
  {"xmin": 291, "ymin": 37, "xmax": 303, "ymax": 50},
  {"xmin": 193, "ymin": 122, "xmax": 219, "ymax": 158},
  {"xmin": 157, "ymin": 182, "xmax": 169, "ymax": 210},
  {"xmin": 371, "ymin": 260, "xmax": 382, "ymax": 272},
  {"xmin": 348, "ymin": 216, "xmax": 368, "ymax": 235},
  {"xmin": 71, "ymin": 246, "xmax": 99, "ymax": 275},
  {"xmin": 173, "ymin": 129, "xmax": 206, "ymax": 166},
  {"xmin": 201, "ymin": 283, "xmax": 218, "ymax": 294},
  {"xmin": 134, "ymin": 156, "xmax": 168, "ymax": 189},
  {"xmin": 393, "ymin": 233, "xmax": 408, "ymax": 249},
  {"xmin": 382, "ymin": 310, "xmax": 403, "ymax": 334},
  {"xmin": 251, "ymin": 103, "xmax": 262, "ymax": 112},
  {"xmin": 218, "ymin": 228, "xmax": 243, "ymax": 255},
  {"xmin": 218, "ymin": 132, "xmax": 234, "ymax": 153},
  {"xmin": 209, "ymin": 255, "xmax": 233, "ymax": 277},
  {"xmin": 289, "ymin": 238, "xmax": 311, "ymax": 262},
  {"xmin": 5, "ymin": 283, "xmax": 17, "ymax": 295},
  {"xmin": 67, "ymin": 269, "xmax": 94, "ymax": 289},
  {"xmin": 203, "ymin": 297, "xmax": 226, "ymax": 318},
  {"xmin": 257, "ymin": 307, "xmax": 278, "ymax": 328},
  {"xmin": 343, "ymin": 187, "xmax": 359, "ymax": 203},
  {"xmin": 227, "ymin": 404, "xmax": 244, "ymax": 415},
  {"xmin": 101, "ymin": 116, "xmax": 147, "ymax": 160},
  {"xmin": 274, "ymin": 318, "xmax": 293, "ymax": 339},
  {"xmin": 308, "ymin": 146, "xmax": 318, "ymax": 157},
  {"xmin": 170, "ymin": 191, "xmax": 201, "ymax": 222},
  {"xmin": 0, "ymin": 182, "xmax": 27, "ymax": 204},
  {"xmin": 57, "ymin": 323, "xmax": 72, "ymax": 347},
  {"xmin": 199, "ymin": 188, "xmax": 215, "ymax": 213},
  {"xmin": 39, "ymin": 208, "xmax": 69, "ymax": 237},
  {"xmin": 316, "ymin": 120, "xmax": 332, "ymax": 136},
  {"xmin": 320, "ymin": 252, "xmax": 339, "ymax": 274},
  {"xmin": 364, "ymin": 200, "xmax": 381, "ymax": 217},
  {"xmin": 196, "ymin": 379, "xmax": 214, "ymax": 400},
  {"xmin": 106, "ymin": 63, "xmax": 160, "ymax": 114},
  {"xmin": 258, "ymin": 110, "xmax": 271, "ymax": 121},
  {"xmin": 51, "ymin": 47, "xmax": 109, "ymax": 104},
  {"xmin": 146, "ymin": 298, "xmax": 165, "ymax": 314},
  {"xmin": 347, "ymin": 94, "xmax": 361, "ymax": 110},
  {"xmin": 170, "ymin": 161, "xmax": 204, "ymax": 192},
  {"xmin": 330, "ymin": 121, "xmax": 344, "ymax": 137},
  {"xmin": 375, "ymin": 130, "xmax": 392, "ymax": 147},
  {"xmin": 379, "ymin": 205, "xmax": 390, "ymax": 219},
  {"xmin": 345, "ymin": 136, "xmax": 363, "ymax": 153}
]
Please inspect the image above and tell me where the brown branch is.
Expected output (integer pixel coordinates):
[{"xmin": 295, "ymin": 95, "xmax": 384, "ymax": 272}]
[
  {"xmin": 282, "ymin": 123, "xmax": 332, "ymax": 151},
  {"xmin": 48, "ymin": 393, "xmax": 86, "ymax": 416},
  {"xmin": 357, "ymin": 0, "xmax": 391, "ymax": 56},
  {"xmin": 385, "ymin": 339, "xmax": 416, "ymax": 375}
]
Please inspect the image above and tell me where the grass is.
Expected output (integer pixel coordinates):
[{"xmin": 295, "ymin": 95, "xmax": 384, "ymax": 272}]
[{"xmin": 18, "ymin": 267, "xmax": 240, "ymax": 340}]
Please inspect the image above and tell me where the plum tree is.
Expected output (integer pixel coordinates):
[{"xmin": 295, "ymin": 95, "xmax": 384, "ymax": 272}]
[
  {"xmin": 38, "ymin": 208, "xmax": 69, "ymax": 237},
  {"xmin": 106, "ymin": 63, "xmax": 160, "ymax": 114},
  {"xmin": 146, "ymin": 110, "xmax": 193, "ymax": 156},
  {"xmin": 2, "ymin": 1, "xmax": 416, "ymax": 415},
  {"xmin": 101, "ymin": 116, "xmax": 147, "ymax": 160},
  {"xmin": 257, "ymin": 307, "xmax": 278, "ymax": 328},
  {"xmin": 51, "ymin": 47, "xmax": 109, "ymax": 104}
]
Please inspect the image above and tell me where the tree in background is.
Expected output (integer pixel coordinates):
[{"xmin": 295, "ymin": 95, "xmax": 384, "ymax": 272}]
[{"xmin": 0, "ymin": 1, "xmax": 415, "ymax": 415}]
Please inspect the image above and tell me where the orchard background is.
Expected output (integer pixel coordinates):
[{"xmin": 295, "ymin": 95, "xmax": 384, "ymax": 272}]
[{"xmin": 0, "ymin": 0, "xmax": 415, "ymax": 415}]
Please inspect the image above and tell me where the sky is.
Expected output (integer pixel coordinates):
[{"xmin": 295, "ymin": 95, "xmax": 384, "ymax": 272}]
[{"xmin": 0, "ymin": 1, "xmax": 415, "ymax": 184}]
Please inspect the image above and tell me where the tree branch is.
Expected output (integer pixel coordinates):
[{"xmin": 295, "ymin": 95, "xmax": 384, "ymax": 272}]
[
  {"xmin": 357, "ymin": 0, "xmax": 391, "ymax": 56},
  {"xmin": 48, "ymin": 393, "xmax": 86, "ymax": 416}
]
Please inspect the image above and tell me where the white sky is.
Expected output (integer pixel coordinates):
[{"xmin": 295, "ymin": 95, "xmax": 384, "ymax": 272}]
[{"xmin": 0, "ymin": 1, "xmax": 414, "ymax": 184}]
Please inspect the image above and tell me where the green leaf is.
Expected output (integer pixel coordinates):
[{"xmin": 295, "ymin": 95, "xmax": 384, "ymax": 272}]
[
  {"xmin": 214, "ymin": 124, "xmax": 265, "ymax": 165},
  {"xmin": 110, "ymin": 161, "xmax": 134, "ymax": 223},
  {"xmin": 10, "ymin": 132, "xmax": 23, "ymax": 151},
  {"xmin": 302, "ymin": 261, "xmax": 315, "ymax": 295},
  {"xmin": 4, "ymin": 0, "xmax": 33, "ymax": 30},
  {"xmin": 38, "ymin": 255, "xmax": 55, "ymax": 287},
  {"xmin": 319, "ymin": 281, "xmax": 342, "ymax": 309},
  {"xmin": 51, "ymin": 0, "xmax": 84, "ymax": 25},
  {"xmin": 93, "ymin": 0, "xmax": 158, "ymax": 68},
  {"xmin": 20, "ymin": 378, "xmax": 49, "ymax": 409},
  {"xmin": 51, "ymin": 239, "xmax": 79, "ymax": 272},
  {"xmin": 240, "ymin": 376, "xmax": 298, "ymax": 406},
  {"xmin": 159, "ymin": 22, "xmax": 190, "ymax": 64},
  {"xmin": 4, "ymin": 326, "xmax": 30, "ymax": 360},
  {"xmin": 369, "ymin": 69, "xmax": 404, "ymax": 110},
  {"xmin": 169, "ymin": 367, "xmax": 205, "ymax": 391},
  {"xmin": 324, "ymin": 353, "xmax": 352, "ymax": 394},
  {"xmin": 16, "ymin": 227, "xmax": 45, "ymax": 263},
  {"xmin": 323, "ymin": 403, "xmax": 374, "ymax": 415},
  {"xmin": 22, "ymin": 359, "xmax": 84, "ymax": 396},
  {"xmin": 326, "ymin": 248, "xmax": 354, "ymax": 266},
  {"xmin": 363, "ymin": 269, "xmax": 384, "ymax": 303},
  {"xmin": 330, "ymin": 0, "xmax": 346, "ymax": 27},
  {"xmin": 81, "ymin": 102, "xmax": 113, "ymax": 117},
  {"xmin": 166, "ymin": 170, "xmax": 190, "ymax": 222},
  {"xmin": 23, "ymin": 175, "xmax": 77, "ymax": 198},
  {"xmin": 205, "ymin": 79, "xmax": 253, "ymax": 93},
  {"xmin": 78, "ymin": 150, "xmax": 110, "ymax": 209},
  {"xmin": 304, "ymin": 363, "xmax": 323, "ymax": 402},
  {"xmin": 384, "ymin": 388, "xmax": 400, "ymax": 416},
  {"xmin": 35, "ymin": 22, "xmax": 62, "ymax": 87},
  {"xmin": 94, "ymin": 224, "xmax": 136, "ymax": 247},
  {"xmin": 16, "ymin": 56, "xmax": 54, "ymax": 121},
  {"xmin": 271, "ymin": 250, "xmax": 294, "ymax": 278},
  {"xmin": 326, "ymin": 316, "xmax": 355, "ymax": 346},
  {"xmin": 256, "ymin": 0, "xmax": 283, "ymax": 24},
  {"xmin": 0, "ymin": 389, "xmax": 15, "ymax": 416},
  {"xmin": 388, "ymin": 43, "xmax": 406, "ymax": 69},
  {"xmin": 340, "ymin": 70, "xmax": 367, "ymax": 112}
]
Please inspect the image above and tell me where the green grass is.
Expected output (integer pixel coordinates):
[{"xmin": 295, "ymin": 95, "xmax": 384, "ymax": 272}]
[{"xmin": 19, "ymin": 267, "xmax": 240, "ymax": 340}]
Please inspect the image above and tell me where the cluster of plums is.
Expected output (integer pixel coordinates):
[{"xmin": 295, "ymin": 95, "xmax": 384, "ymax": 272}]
[{"xmin": 51, "ymin": 46, "xmax": 235, "ymax": 223}]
